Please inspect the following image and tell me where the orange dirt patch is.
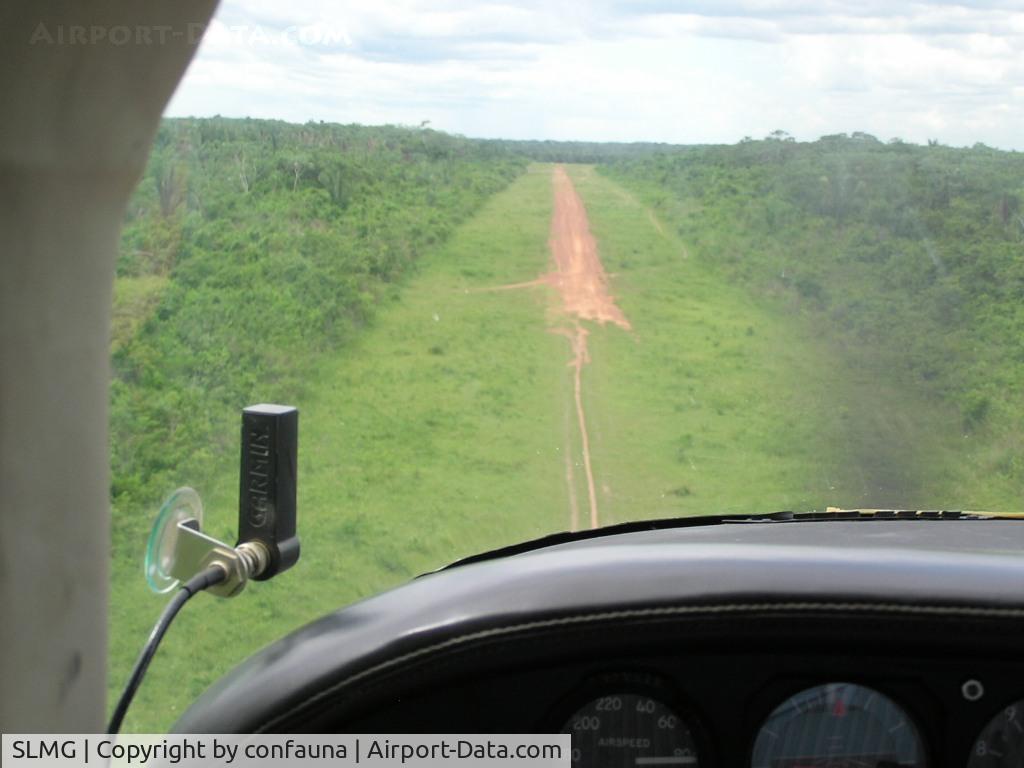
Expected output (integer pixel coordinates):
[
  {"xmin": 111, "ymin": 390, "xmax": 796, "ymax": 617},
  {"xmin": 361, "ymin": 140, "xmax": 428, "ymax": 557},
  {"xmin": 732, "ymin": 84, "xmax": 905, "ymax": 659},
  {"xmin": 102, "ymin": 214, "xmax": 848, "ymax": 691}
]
[{"xmin": 547, "ymin": 166, "xmax": 632, "ymax": 330}]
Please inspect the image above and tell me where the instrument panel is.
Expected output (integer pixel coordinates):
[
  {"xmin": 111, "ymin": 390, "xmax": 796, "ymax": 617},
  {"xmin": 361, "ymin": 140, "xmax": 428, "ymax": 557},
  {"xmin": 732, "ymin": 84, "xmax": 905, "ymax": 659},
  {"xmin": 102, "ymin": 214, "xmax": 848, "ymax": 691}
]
[
  {"xmin": 553, "ymin": 677, "xmax": 1024, "ymax": 768},
  {"xmin": 545, "ymin": 667, "xmax": 1024, "ymax": 768},
  {"xmin": 337, "ymin": 651, "xmax": 1024, "ymax": 768},
  {"xmin": 561, "ymin": 678, "xmax": 935, "ymax": 767}
]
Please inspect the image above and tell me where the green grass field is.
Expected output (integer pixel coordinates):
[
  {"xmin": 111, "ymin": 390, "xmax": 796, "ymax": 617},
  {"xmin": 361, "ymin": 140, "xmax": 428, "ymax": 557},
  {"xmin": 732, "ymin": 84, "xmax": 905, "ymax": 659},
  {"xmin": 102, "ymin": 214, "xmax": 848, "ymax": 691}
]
[{"xmin": 109, "ymin": 162, "xmax": 990, "ymax": 730}]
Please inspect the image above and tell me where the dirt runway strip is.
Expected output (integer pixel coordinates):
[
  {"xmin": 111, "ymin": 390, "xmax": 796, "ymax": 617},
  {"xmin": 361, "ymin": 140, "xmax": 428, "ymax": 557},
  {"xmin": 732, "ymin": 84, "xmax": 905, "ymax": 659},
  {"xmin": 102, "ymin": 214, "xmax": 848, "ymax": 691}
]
[
  {"xmin": 548, "ymin": 167, "xmax": 631, "ymax": 329},
  {"xmin": 547, "ymin": 166, "xmax": 631, "ymax": 530}
]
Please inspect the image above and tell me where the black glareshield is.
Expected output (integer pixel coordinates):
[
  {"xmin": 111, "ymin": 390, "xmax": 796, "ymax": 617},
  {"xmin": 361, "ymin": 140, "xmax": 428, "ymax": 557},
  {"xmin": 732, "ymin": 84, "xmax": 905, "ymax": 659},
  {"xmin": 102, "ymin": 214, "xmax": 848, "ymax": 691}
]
[{"xmin": 238, "ymin": 404, "xmax": 299, "ymax": 579}]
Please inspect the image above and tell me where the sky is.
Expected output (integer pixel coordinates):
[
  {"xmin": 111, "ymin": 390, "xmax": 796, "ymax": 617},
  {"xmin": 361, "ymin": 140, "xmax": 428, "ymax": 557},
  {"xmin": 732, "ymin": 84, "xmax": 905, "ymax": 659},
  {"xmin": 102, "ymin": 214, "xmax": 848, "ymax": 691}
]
[{"xmin": 166, "ymin": 1, "xmax": 1024, "ymax": 149}]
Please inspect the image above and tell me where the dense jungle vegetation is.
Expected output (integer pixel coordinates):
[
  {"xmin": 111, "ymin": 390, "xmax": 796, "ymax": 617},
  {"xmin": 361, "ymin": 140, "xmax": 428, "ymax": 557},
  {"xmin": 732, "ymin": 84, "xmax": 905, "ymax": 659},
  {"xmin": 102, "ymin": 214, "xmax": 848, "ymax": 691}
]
[
  {"xmin": 603, "ymin": 132, "xmax": 1024, "ymax": 494},
  {"xmin": 110, "ymin": 117, "xmax": 525, "ymax": 553}
]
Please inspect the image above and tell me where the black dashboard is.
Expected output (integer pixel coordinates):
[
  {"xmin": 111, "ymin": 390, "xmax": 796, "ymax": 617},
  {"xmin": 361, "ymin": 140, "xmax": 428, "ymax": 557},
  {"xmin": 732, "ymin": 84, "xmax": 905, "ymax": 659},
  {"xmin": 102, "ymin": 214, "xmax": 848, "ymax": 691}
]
[{"xmin": 176, "ymin": 515, "xmax": 1024, "ymax": 767}]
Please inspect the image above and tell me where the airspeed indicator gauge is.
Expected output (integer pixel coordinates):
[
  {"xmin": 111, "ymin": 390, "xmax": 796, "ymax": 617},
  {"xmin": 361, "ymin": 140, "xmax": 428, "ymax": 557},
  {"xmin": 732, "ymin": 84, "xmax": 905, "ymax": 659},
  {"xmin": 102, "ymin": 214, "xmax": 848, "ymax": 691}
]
[{"xmin": 561, "ymin": 690, "xmax": 701, "ymax": 768}]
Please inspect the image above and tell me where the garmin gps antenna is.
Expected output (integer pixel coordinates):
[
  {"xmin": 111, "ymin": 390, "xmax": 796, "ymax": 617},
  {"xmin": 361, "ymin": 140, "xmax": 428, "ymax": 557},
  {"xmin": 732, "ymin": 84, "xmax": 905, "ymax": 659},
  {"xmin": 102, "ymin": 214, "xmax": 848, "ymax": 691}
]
[{"xmin": 108, "ymin": 404, "xmax": 300, "ymax": 734}]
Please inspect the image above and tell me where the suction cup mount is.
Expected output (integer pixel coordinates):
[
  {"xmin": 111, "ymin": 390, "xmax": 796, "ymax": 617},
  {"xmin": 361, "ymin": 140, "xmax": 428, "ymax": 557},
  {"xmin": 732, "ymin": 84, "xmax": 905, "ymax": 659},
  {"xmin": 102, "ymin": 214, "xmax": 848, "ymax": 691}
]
[
  {"xmin": 145, "ymin": 487, "xmax": 204, "ymax": 593},
  {"xmin": 142, "ymin": 404, "xmax": 300, "ymax": 599}
]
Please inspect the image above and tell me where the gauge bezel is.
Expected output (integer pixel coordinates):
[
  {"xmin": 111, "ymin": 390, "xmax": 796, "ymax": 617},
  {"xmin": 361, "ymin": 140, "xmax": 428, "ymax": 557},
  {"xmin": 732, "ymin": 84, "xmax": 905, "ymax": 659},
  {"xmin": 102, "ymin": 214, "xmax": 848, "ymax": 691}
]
[
  {"xmin": 745, "ymin": 678, "xmax": 932, "ymax": 768},
  {"xmin": 546, "ymin": 668, "xmax": 715, "ymax": 768}
]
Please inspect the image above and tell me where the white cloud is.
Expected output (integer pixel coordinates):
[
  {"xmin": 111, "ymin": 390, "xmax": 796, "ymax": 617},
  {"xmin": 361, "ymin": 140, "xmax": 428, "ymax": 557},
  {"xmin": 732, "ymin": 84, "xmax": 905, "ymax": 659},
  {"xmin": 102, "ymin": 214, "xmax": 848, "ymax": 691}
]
[{"xmin": 166, "ymin": 1, "xmax": 1024, "ymax": 148}]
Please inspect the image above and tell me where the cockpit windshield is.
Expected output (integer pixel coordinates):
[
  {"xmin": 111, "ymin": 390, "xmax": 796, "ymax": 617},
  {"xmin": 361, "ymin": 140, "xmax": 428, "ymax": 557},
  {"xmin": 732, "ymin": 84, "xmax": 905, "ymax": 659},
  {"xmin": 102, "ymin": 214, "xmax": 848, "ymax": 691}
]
[{"xmin": 106, "ymin": 0, "xmax": 1024, "ymax": 729}]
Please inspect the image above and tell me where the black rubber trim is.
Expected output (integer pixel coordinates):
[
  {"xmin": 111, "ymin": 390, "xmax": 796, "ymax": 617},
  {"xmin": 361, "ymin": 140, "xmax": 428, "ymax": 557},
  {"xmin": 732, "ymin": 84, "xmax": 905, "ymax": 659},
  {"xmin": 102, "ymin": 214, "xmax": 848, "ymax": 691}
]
[
  {"xmin": 438, "ymin": 510, "xmax": 993, "ymax": 571},
  {"xmin": 253, "ymin": 599, "xmax": 1024, "ymax": 732}
]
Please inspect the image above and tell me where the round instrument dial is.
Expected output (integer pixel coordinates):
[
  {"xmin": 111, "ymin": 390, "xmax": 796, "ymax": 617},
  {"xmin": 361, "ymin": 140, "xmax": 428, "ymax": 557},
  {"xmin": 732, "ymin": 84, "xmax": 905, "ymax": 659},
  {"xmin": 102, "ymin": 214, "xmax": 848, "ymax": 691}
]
[
  {"xmin": 562, "ymin": 692, "xmax": 701, "ymax": 767},
  {"xmin": 751, "ymin": 682, "xmax": 925, "ymax": 768},
  {"xmin": 967, "ymin": 700, "xmax": 1024, "ymax": 767}
]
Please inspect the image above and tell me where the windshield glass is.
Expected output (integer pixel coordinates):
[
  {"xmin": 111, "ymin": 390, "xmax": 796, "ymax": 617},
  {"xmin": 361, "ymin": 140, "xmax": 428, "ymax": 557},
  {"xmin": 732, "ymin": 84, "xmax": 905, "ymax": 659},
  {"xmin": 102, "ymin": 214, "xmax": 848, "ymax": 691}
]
[{"xmin": 108, "ymin": 1, "xmax": 1024, "ymax": 729}]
